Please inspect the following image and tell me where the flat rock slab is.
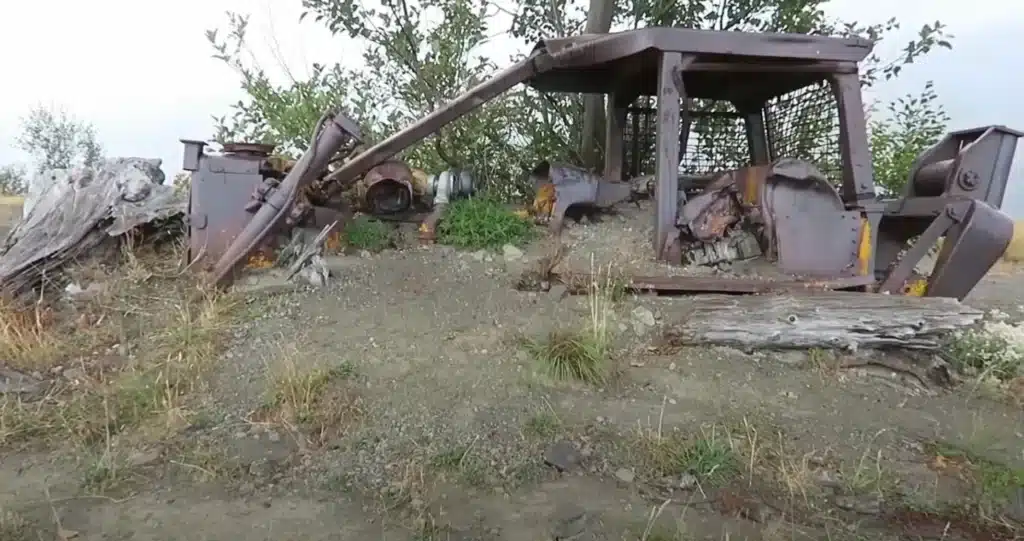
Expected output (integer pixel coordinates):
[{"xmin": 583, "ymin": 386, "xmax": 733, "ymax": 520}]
[{"xmin": 233, "ymin": 271, "xmax": 299, "ymax": 296}]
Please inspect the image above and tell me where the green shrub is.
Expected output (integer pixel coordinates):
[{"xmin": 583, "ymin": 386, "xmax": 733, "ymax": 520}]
[
  {"xmin": 437, "ymin": 197, "xmax": 536, "ymax": 250},
  {"xmin": 343, "ymin": 216, "xmax": 394, "ymax": 252}
]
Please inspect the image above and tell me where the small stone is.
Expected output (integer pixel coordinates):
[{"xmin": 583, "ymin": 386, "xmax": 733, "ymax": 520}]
[
  {"xmin": 744, "ymin": 501, "xmax": 779, "ymax": 523},
  {"xmin": 502, "ymin": 244, "xmax": 524, "ymax": 261},
  {"xmin": 248, "ymin": 459, "xmax": 273, "ymax": 478},
  {"xmin": 128, "ymin": 449, "xmax": 162, "ymax": 467},
  {"xmin": 614, "ymin": 468, "xmax": 635, "ymax": 483},
  {"xmin": 834, "ymin": 494, "xmax": 882, "ymax": 515},
  {"xmin": 549, "ymin": 284, "xmax": 569, "ymax": 300},
  {"xmin": 470, "ymin": 250, "xmax": 486, "ymax": 261},
  {"xmin": 544, "ymin": 440, "xmax": 580, "ymax": 473},
  {"xmin": 814, "ymin": 470, "xmax": 841, "ymax": 489},
  {"xmin": 552, "ymin": 503, "xmax": 587, "ymax": 540},
  {"xmin": 62, "ymin": 367, "xmax": 86, "ymax": 381},
  {"xmin": 677, "ymin": 473, "xmax": 697, "ymax": 489},
  {"xmin": 0, "ymin": 368, "xmax": 42, "ymax": 395},
  {"xmin": 631, "ymin": 306, "xmax": 656, "ymax": 327},
  {"xmin": 669, "ymin": 362, "xmax": 677, "ymax": 370}
]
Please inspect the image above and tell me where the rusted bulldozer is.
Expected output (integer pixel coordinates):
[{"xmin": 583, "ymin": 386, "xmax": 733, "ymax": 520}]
[{"xmin": 182, "ymin": 27, "xmax": 1020, "ymax": 300}]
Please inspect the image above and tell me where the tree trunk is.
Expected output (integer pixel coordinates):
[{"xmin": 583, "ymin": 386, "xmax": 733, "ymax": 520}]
[
  {"xmin": 660, "ymin": 292, "xmax": 984, "ymax": 351},
  {"xmin": 580, "ymin": 0, "xmax": 615, "ymax": 170}
]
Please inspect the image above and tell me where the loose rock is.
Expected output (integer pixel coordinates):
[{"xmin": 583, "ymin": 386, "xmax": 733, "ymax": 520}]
[
  {"xmin": 614, "ymin": 468, "xmax": 635, "ymax": 484},
  {"xmin": 630, "ymin": 306, "xmax": 656, "ymax": 334},
  {"xmin": 552, "ymin": 503, "xmax": 588, "ymax": 540},
  {"xmin": 834, "ymin": 494, "xmax": 882, "ymax": 515},
  {"xmin": 544, "ymin": 440, "xmax": 580, "ymax": 473},
  {"xmin": 0, "ymin": 368, "xmax": 42, "ymax": 395},
  {"xmin": 502, "ymin": 244, "xmax": 524, "ymax": 261},
  {"xmin": 548, "ymin": 284, "xmax": 569, "ymax": 300}
]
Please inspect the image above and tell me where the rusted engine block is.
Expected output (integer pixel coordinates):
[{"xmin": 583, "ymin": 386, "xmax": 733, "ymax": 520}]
[{"xmin": 668, "ymin": 158, "xmax": 876, "ymax": 282}]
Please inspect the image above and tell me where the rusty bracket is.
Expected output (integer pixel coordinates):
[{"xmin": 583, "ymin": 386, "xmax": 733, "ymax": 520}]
[{"xmin": 876, "ymin": 201, "xmax": 965, "ymax": 295}]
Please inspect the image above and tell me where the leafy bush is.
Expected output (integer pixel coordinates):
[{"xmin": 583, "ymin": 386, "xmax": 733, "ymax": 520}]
[
  {"xmin": 0, "ymin": 166, "xmax": 27, "ymax": 196},
  {"xmin": 437, "ymin": 197, "xmax": 536, "ymax": 250},
  {"xmin": 945, "ymin": 313, "xmax": 1024, "ymax": 382},
  {"xmin": 343, "ymin": 216, "xmax": 394, "ymax": 252}
]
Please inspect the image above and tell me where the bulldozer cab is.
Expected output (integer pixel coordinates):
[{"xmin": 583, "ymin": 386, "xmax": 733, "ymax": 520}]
[{"xmin": 621, "ymin": 81, "xmax": 842, "ymax": 196}]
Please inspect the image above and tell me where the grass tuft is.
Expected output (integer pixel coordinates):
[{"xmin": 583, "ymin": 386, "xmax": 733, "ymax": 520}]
[
  {"xmin": 633, "ymin": 426, "xmax": 740, "ymax": 486},
  {"xmin": 0, "ymin": 239, "xmax": 237, "ymax": 451},
  {"xmin": 524, "ymin": 330, "xmax": 609, "ymax": 384},
  {"xmin": 259, "ymin": 346, "xmax": 361, "ymax": 446},
  {"xmin": 0, "ymin": 508, "xmax": 32, "ymax": 541},
  {"xmin": 343, "ymin": 215, "xmax": 395, "ymax": 252},
  {"xmin": 523, "ymin": 412, "xmax": 561, "ymax": 439},
  {"xmin": 523, "ymin": 256, "xmax": 615, "ymax": 385},
  {"xmin": 437, "ymin": 197, "xmax": 536, "ymax": 250},
  {"xmin": 0, "ymin": 297, "xmax": 62, "ymax": 371}
]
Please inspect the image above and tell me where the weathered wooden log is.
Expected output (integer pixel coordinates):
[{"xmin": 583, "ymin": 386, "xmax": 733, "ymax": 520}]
[{"xmin": 661, "ymin": 292, "xmax": 984, "ymax": 351}]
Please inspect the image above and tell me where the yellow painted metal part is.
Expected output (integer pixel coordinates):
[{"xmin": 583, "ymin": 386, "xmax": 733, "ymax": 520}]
[
  {"xmin": 741, "ymin": 167, "xmax": 761, "ymax": 206},
  {"xmin": 905, "ymin": 279, "xmax": 928, "ymax": 296},
  {"xmin": 856, "ymin": 216, "xmax": 873, "ymax": 276},
  {"xmin": 410, "ymin": 168, "xmax": 430, "ymax": 197},
  {"xmin": 532, "ymin": 183, "xmax": 557, "ymax": 218}
]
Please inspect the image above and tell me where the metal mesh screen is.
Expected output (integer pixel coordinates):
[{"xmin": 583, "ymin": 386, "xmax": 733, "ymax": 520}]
[
  {"xmin": 624, "ymin": 98, "xmax": 751, "ymax": 178},
  {"xmin": 764, "ymin": 81, "xmax": 842, "ymax": 180},
  {"xmin": 624, "ymin": 96, "xmax": 657, "ymax": 179},
  {"xmin": 683, "ymin": 102, "xmax": 749, "ymax": 176}
]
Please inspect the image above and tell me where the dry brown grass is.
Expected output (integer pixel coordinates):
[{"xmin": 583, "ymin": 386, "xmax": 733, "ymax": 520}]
[
  {"xmin": 0, "ymin": 237, "xmax": 238, "ymax": 451},
  {"xmin": 523, "ymin": 255, "xmax": 617, "ymax": 385},
  {"xmin": 0, "ymin": 196, "xmax": 23, "ymax": 230},
  {"xmin": 255, "ymin": 344, "xmax": 362, "ymax": 447},
  {"xmin": 0, "ymin": 507, "xmax": 33, "ymax": 541},
  {"xmin": 1002, "ymin": 220, "xmax": 1024, "ymax": 263}
]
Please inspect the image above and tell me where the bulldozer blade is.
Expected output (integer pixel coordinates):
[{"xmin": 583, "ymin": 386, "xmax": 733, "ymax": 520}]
[{"xmin": 927, "ymin": 200, "xmax": 1014, "ymax": 300}]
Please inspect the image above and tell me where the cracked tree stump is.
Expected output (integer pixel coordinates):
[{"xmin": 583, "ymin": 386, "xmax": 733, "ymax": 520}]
[{"xmin": 662, "ymin": 292, "xmax": 984, "ymax": 351}]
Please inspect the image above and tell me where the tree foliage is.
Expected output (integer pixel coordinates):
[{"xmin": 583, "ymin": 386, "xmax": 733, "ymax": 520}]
[
  {"xmin": 869, "ymin": 81, "xmax": 950, "ymax": 195},
  {"xmin": 15, "ymin": 105, "xmax": 104, "ymax": 172},
  {"xmin": 209, "ymin": 0, "xmax": 953, "ymax": 201},
  {"xmin": 0, "ymin": 165, "xmax": 28, "ymax": 196}
]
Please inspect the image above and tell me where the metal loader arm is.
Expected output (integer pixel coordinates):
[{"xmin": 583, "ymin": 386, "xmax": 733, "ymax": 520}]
[
  {"xmin": 209, "ymin": 112, "xmax": 361, "ymax": 285},
  {"xmin": 209, "ymin": 49, "xmax": 569, "ymax": 286}
]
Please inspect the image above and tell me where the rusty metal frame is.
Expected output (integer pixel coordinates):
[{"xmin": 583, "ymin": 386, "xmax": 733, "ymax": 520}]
[
  {"xmin": 207, "ymin": 27, "xmax": 876, "ymax": 285},
  {"xmin": 207, "ymin": 27, "xmax": 1020, "ymax": 300}
]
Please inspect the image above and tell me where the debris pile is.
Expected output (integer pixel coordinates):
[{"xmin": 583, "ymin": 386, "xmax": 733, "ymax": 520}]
[{"xmin": 0, "ymin": 158, "xmax": 184, "ymax": 300}]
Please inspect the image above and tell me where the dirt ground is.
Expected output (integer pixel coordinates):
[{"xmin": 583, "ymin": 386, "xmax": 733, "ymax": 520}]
[{"xmin": 1, "ymin": 200, "xmax": 1023, "ymax": 541}]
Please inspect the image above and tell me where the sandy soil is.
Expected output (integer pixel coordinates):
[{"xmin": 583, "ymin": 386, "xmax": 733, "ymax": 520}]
[{"xmin": 1, "ymin": 201, "xmax": 1022, "ymax": 541}]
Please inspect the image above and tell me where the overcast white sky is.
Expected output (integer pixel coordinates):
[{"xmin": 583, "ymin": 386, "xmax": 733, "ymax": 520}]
[{"xmin": 3, "ymin": 0, "xmax": 1023, "ymax": 215}]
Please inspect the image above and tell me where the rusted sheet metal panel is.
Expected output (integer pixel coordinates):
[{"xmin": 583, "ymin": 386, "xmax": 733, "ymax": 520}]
[
  {"xmin": 531, "ymin": 28, "xmax": 873, "ymax": 65},
  {"xmin": 188, "ymin": 152, "xmax": 267, "ymax": 271}
]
